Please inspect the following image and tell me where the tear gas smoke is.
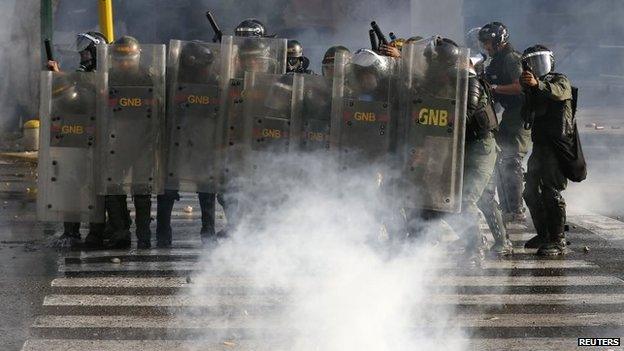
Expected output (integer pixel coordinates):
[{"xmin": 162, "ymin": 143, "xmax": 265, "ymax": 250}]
[
  {"xmin": 0, "ymin": 0, "xmax": 40, "ymax": 139},
  {"xmin": 180, "ymin": 151, "xmax": 468, "ymax": 350}
]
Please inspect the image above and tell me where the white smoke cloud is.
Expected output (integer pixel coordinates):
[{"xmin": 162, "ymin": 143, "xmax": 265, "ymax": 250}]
[
  {"xmin": 181, "ymin": 151, "xmax": 468, "ymax": 350},
  {"xmin": 0, "ymin": 0, "xmax": 41, "ymax": 137}
]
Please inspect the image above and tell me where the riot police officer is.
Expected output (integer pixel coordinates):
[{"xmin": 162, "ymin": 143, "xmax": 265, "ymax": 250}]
[
  {"xmin": 479, "ymin": 22, "xmax": 530, "ymax": 224},
  {"xmin": 103, "ymin": 35, "xmax": 162, "ymax": 249},
  {"xmin": 520, "ymin": 45, "xmax": 574, "ymax": 255},
  {"xmin": 286, "ymin": 40, "xmax": 313, "ymax": 74},
  {"xmin": 157, "ymin": 41, "xmax": 221, "ymax": 247},
  {"xmin": 455, "ymin": 52, "xmax": 513, "ymax": 262},
  {"xmin": 46, "ymin": 31, "xmax": 109, "ymax": 249},
  {"xmin": 205, "ymin": 22, "xmax": 268, "ymax": 240}
]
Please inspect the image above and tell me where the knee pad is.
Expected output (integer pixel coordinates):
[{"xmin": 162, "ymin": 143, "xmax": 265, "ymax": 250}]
[{"xmin": 541, "ymin": 187, "xmax": 565, "ymax": 211}]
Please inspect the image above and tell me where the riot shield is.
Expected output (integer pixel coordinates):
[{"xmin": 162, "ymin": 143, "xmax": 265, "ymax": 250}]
[
  {"xmin": 220, "ymin": 35, "xmax": 288, "ymax": 166},
  {"xmin": 37, "ymin": 71, "xmax": 104, "ymax": 223},
  {"xmin": 329, "ymin": 49, "xmax": 396, "ymax": 167},
  {"xmin": 291, "ymin": 74, "xmax": 332, "ymax": 152},
  {"xmin": 164, "ymin": 40, "xmax": 226, "ymax": 193},
  {"xmin": 96, "ymin": 44, "xmax": 166, "ymax": 195},
  {"xmin": 228, "ymin": 72, "xmax": 299, "ymax": 179},
  {"xmin": 398, "ymin": 39, "xmax": 469, "ymax": 213}
]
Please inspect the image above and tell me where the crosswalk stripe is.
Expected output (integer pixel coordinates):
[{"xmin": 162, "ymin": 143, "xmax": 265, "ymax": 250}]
[
  {"xmin": 43, "ymin": 292, "xmax": 624, "ymax": 308},
  {"xmin": 431, "ymin": 275, "xmax": 624, "ymax": 286},
  {"xmin": 58, "ymin": 259, "xmax": 598, "ymax": 273},
  {"xmin": 568, "ymin": 213, "xmax": 624, "ymax": 242},
  {"xmin": 62, "ymin": 249, "xmax": 204, "ymax": 259}
]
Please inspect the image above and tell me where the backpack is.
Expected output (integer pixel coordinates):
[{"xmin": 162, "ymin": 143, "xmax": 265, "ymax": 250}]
[{"xmin": 552, "ymin": 86, "xmax": 587, "ymax": 182}]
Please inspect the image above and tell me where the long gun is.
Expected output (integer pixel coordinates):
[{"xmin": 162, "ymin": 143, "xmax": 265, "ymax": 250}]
[
  {"xmin": 205, "ymin": 11, "xmax": 223, "ymax": 43},
  {"xmin": 369, "ymin": 29, "xmax": 378, "ymax": 51},
  {"xmin": 521, "ymin": 61, "xmax": 535, "ymax": 130},
  {"xmin": 370, "ymin": 21, "xmax": 388, "ymax": 49}
]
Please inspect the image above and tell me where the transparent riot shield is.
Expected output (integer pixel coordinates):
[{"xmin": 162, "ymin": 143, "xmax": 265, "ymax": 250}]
[
  {"xmin": 291, "ymin": 74, "xmax": 332, "ymax": 152},
  {"xmin": 329, "ymin": 49, "xmax": 395, "ymax": 167},
  {"xmin": 164, "ymin": 40, "xmax": 226, "ymax": 193},
  {"xmin": 398, "ymin": 38, "xmax": 469, "ymax": 213},
  {"xmin": 96, "ymin": 44, "xmax": 166, "ymax": 195},
  {"xmin": 220, "ymin": 35, "xmax": 288, "ymax": 164},
  {"xmin": 229, "ymin": 72, "xmax": 299, "ymax": 179},
  {"xmin": 37, "ymin": 71, "xmax": 104, "ymax": 223}
]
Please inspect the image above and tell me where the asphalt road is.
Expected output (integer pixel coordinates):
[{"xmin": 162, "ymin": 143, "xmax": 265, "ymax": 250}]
[{"xmin": 3, "ymin": 145, "xmax": 624, "ymax": 350}]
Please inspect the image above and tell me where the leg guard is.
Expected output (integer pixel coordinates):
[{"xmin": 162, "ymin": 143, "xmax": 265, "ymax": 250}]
[
  {"xmin": 499, "ymin": 156, "xmax": 525, "ymax": 215},
  {"xmin": 199, "ymin": 192, "xmax": 216, "ymax": 238},
  {"xmin": 156, "ymin": 190, "xmax": 178, "ymax": 247},
  {"xmin": 105, "ymin": 195, "xmax": 131, "ymax": 248},
  {"xmin": 542, "ymin": 186, "xmax": 567, "ymax": 243},
  {"xmin": 523, "ymin": 174, "xmax": 548, "ymax": 249},
  {"xmin": 84, "ymin": 222, "xmax": 105, "ymax": 248},
  {"xmin": 478, "ymin": 192, "xmax": 512, "ymax": 255},
  {"xmin": 133, "ymin": 194, "xmax": 152, "ymax": 247}
]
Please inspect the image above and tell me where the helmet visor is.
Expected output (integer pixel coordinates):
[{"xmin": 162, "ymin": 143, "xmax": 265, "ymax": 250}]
[
  {"xmin": 522, "ymin": 51, "xmax": 553, "ymax": 77},
  {"xmin": 76, "ymin": 33, "xmax": 101, "ymax": 52},
  {"xmin": 235, "ymin": 27, "xmax": 262, "ymax": 37}
]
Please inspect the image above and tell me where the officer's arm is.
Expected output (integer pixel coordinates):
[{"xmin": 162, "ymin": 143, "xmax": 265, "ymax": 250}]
[
  {"xmin": 535, "ymin": 75, "xmax": 572, "ymax": 101},
  {"xmin": 493, "ymin": 79, "xmax": 522, "ymax": 95},
  {"xmin": 493, "ymin": 54, "xmax": 522, "ymax": 95}
]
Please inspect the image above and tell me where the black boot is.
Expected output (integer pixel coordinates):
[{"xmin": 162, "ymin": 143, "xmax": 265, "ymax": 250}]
[
  {"xmin": 134, "ymin": 194, "xmax": 152, "ymax": 249},
  {"xmin": 537, "ymin": 191, "xmax": 568, "ymax": 256},
  {"xmin": 537, "ymin": 233, "xmax": 567, "ymax": 256},
  {"xmin": 156, "ymin": 190, "xmax": 178, "ymax": 248},
  {"xmin": 50, "ymin": 222, "xmax": 81, "ymax": 248},
  {"xmin": 84, "ymin": 222, "xmax": 105, "ymax": 249},
  {"xmin": 199, "ymin": 192, "xmax": 216, "ymax": 243},
  {"xmin": 523, "ymin": 189, "xmax": 548, "ymax": 250},
  {"xmin": 105, "ymin": 195, "xmax": 131, "ymax": 249}
]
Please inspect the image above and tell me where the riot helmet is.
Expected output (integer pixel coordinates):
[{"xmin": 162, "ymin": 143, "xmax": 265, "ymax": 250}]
[
  {"xmin": 179, "ymin": 40, "xmax": 216, "ymax": 82},
  {"xmin": 478, "ymin": 22, "xmax": 509, "ymax": 54},
  {"xmin": 351, "ymin": 48, "xmax": 390, "ymax": 93},
  {"xmin": 76, "ymin": 31, "xmax": 108, "ymax": 72},
  {"xmin": 180, "ymin": 40, "xmax": 215, "ymax": 68},
  {"xmin": 522, "ymin": 44, "xmax": 555, "ymax": 78},
  {"xmin": 238, "ymin": 39, "xmax": 272, "ymax": 73},
  {"xmin": 111, "ymin": 36, "xmax": 141, "ymax": 72},
  {"xmin": 424, "ymin": 36, "xmax": 460, "ymax": 67},
  {"xmin": 235, "ymin": 19, "xmax": 266, "ymax": 37},
  {"xmin": 286, "ymin": 40, "xmax": 304, "ymax": 72},
  {"xmin": 321, "ymin": 45, "xmax": 350, "ymax": 77}
]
